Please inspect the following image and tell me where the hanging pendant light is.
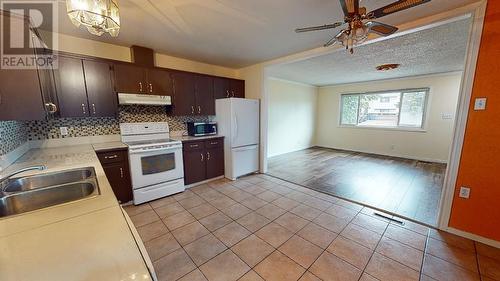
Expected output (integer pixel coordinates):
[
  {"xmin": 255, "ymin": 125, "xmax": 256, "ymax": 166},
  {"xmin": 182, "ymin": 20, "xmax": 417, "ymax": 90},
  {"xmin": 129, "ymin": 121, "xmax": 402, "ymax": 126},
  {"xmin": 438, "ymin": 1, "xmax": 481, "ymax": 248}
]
[{"xmin": 66, "ymin": 0, "xmax": 120, "ymax": 37}]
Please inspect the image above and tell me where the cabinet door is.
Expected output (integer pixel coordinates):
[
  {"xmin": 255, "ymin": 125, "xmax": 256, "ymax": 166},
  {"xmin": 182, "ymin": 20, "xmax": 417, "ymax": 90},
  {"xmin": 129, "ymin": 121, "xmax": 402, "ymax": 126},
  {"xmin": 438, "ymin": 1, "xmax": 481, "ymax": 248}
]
[
  {"xmin": 102, "ymin": 163, "xmax": 133, "ymax": 203},
  {"xmin": 195, "ymin": 75, "xmax": 215, "ymax": 115},
  {"xmin": 55, "ymin": 56, "xmax": 89, "ymax": 117},
  {"xmin": 113, "ymin": 63, "xmax": 146, "ymax": 93},
  {"xmin": 83, "ymin": 60, "xmax": 117, "ymax": 117},
  {"xmin": 213, "ymin": 77, "xmax": 230, "ymax": 99},
  {"xmin": 0, "ymin": 68, "xmax": 45, "ymax": 121},
  {"xmin": 171, "ymin": 72, "xmax": 196, "ymax": 115},
  {"xmin": 147, "ymin": 69, "xmax": 173, "ymax": 96},
  {"xmin": 36, "ymin": 49, "xmax": 59, "ymax": 117},
  {"xmin": 206, "ymin": 146, "xmax": 224, "ymax": 179},
  {"xmin": 230, "ymin": 79, "xmax": 245, "ymax": 98},
  {"xmin": 183, "ymin": 149, "xmax": 207, "ymax": 185}
]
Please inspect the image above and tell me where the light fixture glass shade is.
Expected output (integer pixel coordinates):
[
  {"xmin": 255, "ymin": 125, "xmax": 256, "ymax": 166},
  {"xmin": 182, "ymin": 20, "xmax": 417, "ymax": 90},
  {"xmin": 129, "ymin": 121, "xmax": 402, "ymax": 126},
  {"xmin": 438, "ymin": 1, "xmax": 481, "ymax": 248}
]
[{"xmin": 66, "ymin": 0, "xmax": 120, "ymax": 37}]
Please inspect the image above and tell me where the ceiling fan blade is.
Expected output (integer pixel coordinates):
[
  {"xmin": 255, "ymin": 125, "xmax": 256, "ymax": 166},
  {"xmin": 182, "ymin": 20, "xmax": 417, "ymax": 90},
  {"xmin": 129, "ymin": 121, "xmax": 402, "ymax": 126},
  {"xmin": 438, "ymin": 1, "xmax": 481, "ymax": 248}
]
[
  {"xmin": 324, "ymin": 30, "xmax": 345, "ymax": 47},
  {"xmin": 295, "ymin": 22, "xmax": 344, "ymax": 33},
  {"xmin": 339, "ymin": 0, "xmax": 359, "ymax": 16},
  {"xmin": 366, "ymin": 21, "xmax": 399, "ymax": 36},
  {"xmin": 368, "ymin": 0, "xmax": 432, "ymax": 19}
]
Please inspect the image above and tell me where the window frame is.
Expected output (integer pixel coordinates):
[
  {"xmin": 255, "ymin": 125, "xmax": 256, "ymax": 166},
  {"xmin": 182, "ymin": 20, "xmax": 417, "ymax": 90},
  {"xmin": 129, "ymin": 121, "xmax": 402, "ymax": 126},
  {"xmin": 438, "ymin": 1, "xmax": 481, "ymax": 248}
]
[{"xmin": 339, "ymin": 87, "xmax": 430, "ymax": 131}]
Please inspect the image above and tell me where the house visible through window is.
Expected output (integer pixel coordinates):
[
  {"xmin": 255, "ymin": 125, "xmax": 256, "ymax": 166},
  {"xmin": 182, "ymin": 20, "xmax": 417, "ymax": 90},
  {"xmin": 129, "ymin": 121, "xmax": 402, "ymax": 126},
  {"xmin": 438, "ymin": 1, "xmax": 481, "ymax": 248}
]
[{"xmin": 340, "ymin": 88, "xmax": 429, "ymax": 129}]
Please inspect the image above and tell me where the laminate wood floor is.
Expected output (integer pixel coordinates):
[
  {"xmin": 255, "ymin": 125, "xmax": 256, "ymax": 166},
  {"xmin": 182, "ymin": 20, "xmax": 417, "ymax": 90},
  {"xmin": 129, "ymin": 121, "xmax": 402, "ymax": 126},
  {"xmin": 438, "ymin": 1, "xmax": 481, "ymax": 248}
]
[{"xmin": 267, "ymin": 147, "xmax": 446, "ymax": 226}]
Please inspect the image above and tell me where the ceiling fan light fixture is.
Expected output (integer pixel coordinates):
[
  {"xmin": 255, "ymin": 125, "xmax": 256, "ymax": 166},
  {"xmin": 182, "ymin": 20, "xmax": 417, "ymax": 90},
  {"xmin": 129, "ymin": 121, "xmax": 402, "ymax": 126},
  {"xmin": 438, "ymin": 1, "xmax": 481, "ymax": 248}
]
[
  {"xmin": 66, "ymin": 0, "xmax": 120, "ymax": 37},
  {"xmin": 376, "ymin": 63, "xmax": 401, "ymax": 71}
]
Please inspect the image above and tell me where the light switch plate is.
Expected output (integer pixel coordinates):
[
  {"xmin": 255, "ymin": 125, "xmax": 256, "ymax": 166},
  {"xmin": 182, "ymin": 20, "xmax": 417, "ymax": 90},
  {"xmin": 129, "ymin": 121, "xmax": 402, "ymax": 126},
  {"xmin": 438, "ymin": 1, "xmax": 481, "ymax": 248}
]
[
  {"xmin": 459, "ymin": 186, "xmax": 471, "ymax": 199},
  {"xmin": 60, "ymin": 127, "xmax": 68, "ymax": 136},
  {"xmin": 474, "ymin": 98, "xmax": 487, "ymax": 110},
  {"xmin": 441, "ymin": 113, "xmax": 453, "ymax": 120}
]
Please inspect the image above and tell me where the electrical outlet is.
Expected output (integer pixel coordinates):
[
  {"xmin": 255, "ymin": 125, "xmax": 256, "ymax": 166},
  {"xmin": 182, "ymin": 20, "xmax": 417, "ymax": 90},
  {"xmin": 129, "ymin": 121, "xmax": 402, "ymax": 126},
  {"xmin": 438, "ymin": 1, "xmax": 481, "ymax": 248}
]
[
  {"xmin": 390, "ymin": 145, "xmax": 395, "ymax": 151},
  {"xmin": 459, "ymin": 186, "xmax": 471, "ymax": 199},
  {"xmin": 474, "ymin": 98, "xmax": 487, "ymax": 110},
  {"xmin": 60, "ymin": 127, "xmax": 68, "ymax": 136}
]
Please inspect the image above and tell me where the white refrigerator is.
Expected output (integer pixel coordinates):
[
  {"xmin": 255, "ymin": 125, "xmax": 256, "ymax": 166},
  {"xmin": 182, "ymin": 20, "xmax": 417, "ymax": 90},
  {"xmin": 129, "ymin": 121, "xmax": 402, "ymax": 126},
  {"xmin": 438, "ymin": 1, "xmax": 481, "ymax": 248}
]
[{"xmin": 215, "ymin": 98, "xmax": 260, "ymax": 180}]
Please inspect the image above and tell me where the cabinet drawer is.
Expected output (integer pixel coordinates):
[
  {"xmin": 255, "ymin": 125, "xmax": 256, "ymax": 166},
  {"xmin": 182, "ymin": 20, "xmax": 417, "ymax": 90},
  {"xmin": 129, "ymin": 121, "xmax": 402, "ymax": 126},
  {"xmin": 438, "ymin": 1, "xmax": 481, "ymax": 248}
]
[
  {"xmin": 183, "ymin": 141, "xmax": 205, "ymax": 151},
  {"xmin": 205, "ymin": 138, "xmax": 223, "ymax": 148},
  {"xmin": 97, "ymin": 150, "xmax": 127, "ymax": 164}
]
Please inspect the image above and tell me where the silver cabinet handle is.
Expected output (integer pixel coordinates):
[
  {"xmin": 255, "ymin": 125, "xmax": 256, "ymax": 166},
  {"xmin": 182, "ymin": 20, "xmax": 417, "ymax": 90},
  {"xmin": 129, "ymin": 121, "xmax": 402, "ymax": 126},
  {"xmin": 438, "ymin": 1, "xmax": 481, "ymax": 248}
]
[
  {"xmin": 81, "ymin": 104, "xmax": 86, "ymax": 114},
  {"xmin": 45, "ymin": 102, "xmax": 57, "ymax": 113},
  {"xmin": 190, "ymin": 144, "xmax": 199, "ymax": 148},
  {"xmin": 104, "ymin": 155, "xmax": 118, "ymax": 159},
  {"xmin": 149, "ymin": 83, "xmax": 153, "ymax": 93},
  {"xmin": 139, "ymin": 82, "xmax": 143, "ymax": 92},
  {"xmin": 200, "ymin": 153, "xmax": 204, "ymax": 162},
  {"xmin": 226, "ymin": 90, "xmax": 230, "ymax": 98},
  {"xmin": 120, "ymin": 167, "xmax": 124, "ymax": 178},
  {"xmin": 92, "ymin": 103, "xmax": 96, "ymax": 115},
  {"xmin": 191, "ymin": 106, "xmax": 195, "ymax": 114},
  {"xmin": 198, "ymin": 105, "xmax": 201, "ymax": 114},
  {"xmin": 207, "ymin": 151, "xmax": 210, "ymax": 160},
  {"xmin": 210, "ymin": 141, "xmax": 218, "ymax": 145},
  {"xmin": 231, "ymin": 90, "xmax": 235, "ymax": 97}
]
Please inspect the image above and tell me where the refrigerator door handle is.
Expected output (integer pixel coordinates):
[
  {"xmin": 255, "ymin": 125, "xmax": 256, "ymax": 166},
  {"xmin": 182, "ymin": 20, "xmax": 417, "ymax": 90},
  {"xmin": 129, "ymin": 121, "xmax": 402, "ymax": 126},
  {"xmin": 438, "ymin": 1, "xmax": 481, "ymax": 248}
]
[{"xmin": 232, "ymin": 113, "xmax": 238, "ymax": 143}]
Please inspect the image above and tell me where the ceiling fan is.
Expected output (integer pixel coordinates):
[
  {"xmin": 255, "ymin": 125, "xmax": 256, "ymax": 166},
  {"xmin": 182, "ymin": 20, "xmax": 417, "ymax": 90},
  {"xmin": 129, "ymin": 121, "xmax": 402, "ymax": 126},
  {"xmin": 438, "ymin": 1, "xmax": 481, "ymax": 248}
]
[{"xmin": 295, "ymin": 0, "xmax": 432, "ymax": 53}]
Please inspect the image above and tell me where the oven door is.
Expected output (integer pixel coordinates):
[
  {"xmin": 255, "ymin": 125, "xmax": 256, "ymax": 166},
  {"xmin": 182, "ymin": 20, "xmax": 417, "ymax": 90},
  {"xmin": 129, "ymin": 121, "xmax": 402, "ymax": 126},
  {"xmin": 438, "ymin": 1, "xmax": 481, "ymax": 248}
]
[{"xmin": 128, "ymin": 146, "xmax": 184, "ymax": 189}]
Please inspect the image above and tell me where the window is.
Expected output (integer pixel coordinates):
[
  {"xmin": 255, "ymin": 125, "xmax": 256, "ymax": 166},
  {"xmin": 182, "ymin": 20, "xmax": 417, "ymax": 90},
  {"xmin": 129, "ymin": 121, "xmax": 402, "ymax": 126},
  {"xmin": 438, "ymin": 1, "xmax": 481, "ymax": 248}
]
[{"xmin": 340, "ymin": 88, "xmax": 428, "ymax": 129}]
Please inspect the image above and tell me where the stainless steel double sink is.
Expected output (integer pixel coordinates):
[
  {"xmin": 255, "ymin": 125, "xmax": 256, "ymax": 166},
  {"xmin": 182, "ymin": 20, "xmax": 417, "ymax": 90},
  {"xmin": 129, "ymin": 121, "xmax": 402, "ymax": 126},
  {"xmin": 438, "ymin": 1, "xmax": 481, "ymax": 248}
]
[{"xmin": 0, "ymin": 167, "xmax": 100, "ymax": 218}]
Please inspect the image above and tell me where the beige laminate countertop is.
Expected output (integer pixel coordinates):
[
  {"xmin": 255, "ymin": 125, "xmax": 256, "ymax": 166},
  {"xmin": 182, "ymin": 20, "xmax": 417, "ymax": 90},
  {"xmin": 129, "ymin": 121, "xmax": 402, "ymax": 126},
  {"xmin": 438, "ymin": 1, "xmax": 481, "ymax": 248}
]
[
  {"xmin": 0, "ymin": 144, "xmax": 151, "ymax": 281},
  {"xmin": 92, "ymin": 141, "xmax": 128, "ymax": 152}
]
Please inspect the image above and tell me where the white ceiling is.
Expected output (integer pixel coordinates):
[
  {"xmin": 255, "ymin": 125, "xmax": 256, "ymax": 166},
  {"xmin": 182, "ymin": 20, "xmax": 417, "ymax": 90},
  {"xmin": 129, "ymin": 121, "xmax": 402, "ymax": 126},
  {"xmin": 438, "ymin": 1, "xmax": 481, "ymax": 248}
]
[
  {"xmin": 268, "ymin": 17, "xmax": 471, "ymax": 86},
  {"xmin": 41, "ymin": 0, "xmax": 479, "ymax": 68}
]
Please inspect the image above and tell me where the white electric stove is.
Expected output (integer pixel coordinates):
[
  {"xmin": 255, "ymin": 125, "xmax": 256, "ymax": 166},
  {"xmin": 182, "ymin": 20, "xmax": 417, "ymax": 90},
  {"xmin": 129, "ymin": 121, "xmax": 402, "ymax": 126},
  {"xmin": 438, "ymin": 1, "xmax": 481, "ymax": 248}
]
[{"xmin": 120, "ymin": 122, "xmax": 185, "ymax": 205}]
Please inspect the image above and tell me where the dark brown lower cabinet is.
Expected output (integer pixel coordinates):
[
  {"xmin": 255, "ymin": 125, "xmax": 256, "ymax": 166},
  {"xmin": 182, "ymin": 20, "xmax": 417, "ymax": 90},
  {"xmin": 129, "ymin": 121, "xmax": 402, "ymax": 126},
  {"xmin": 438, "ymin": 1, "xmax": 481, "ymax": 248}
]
[
  {"xmin": 183, "ymin": 137, "xmax": 224, "ymax": 185},
  {"xmin": 96, "ymin": 149, "xmax": 133, "ymax": 203}
]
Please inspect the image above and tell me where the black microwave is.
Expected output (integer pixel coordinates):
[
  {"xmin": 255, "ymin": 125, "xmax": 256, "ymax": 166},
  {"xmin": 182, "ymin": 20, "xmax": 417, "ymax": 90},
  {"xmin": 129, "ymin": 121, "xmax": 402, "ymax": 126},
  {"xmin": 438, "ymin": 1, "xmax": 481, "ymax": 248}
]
[{"xmin": 187, "ymin": 122, "xmax": 218, "ymax": 137}]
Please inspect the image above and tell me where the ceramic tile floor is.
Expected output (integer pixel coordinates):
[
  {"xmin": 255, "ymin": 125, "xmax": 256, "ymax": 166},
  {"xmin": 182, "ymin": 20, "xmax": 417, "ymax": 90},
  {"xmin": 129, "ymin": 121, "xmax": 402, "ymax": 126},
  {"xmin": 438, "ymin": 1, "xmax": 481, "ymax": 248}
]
[{"xmin": 124, "ymin": 174, "xmax": 500, "ymax": 281}]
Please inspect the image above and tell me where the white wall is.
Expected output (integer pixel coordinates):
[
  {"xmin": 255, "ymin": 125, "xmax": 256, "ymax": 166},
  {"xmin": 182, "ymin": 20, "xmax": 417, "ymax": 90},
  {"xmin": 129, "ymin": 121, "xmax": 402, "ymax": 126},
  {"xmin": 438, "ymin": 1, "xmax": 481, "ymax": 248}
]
[
  {"xmin": 267, "ymin": 79, "xmax": 318, "ymax": 157},
  {"xmin": 315, "ymin": 73, "xmax": 462, "ymax": 163}
]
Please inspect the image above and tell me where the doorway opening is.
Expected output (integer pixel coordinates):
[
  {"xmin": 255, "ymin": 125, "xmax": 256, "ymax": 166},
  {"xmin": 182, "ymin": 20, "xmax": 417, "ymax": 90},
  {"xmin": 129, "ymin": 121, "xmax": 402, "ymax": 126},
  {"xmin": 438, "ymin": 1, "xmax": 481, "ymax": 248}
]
[{"xmin": 264, "ymin": 15, "xmax": 473, "ymax": 226}]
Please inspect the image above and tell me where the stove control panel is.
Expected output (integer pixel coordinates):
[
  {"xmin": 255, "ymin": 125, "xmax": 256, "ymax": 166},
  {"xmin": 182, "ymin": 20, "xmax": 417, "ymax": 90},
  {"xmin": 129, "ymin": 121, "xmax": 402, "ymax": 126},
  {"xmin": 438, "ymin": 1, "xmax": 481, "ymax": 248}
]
[{"xmin": 120, "ymin": 122, "xmax": 169, "ymax": 136}]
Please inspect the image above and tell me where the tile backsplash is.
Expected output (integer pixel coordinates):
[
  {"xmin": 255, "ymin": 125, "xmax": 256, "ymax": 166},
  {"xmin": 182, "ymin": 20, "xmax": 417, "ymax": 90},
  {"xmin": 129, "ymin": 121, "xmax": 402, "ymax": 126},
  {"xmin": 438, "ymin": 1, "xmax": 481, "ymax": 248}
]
[
  {"xmin": 0, "ymin": 105, "xmax": 212, "ymax": 155},
  {"xmin": 0, "ymin": 121, "xmax": 28, "ymax": 155}
]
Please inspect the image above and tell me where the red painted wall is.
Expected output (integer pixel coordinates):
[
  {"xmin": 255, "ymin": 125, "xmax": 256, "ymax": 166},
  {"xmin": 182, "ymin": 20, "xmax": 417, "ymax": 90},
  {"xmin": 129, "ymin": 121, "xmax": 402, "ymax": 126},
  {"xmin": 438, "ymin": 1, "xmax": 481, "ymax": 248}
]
[{"xmin": 449, "ymin": 0, "xmax": 500, "ymax": 241}]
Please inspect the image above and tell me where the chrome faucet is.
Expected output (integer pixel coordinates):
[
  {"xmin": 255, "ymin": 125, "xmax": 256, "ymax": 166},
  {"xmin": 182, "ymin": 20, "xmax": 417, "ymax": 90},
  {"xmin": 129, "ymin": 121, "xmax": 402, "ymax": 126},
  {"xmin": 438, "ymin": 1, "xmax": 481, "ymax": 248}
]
[{"xmin": 0, "ymin": 165, "xmax": 47, "ymax": 192}]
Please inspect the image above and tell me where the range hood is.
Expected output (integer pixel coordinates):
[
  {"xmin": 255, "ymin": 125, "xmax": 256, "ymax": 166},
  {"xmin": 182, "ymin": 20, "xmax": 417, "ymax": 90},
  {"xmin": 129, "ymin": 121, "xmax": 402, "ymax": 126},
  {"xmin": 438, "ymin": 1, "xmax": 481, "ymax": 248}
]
[{"xmin": 118, "ymin": 93, "xmax": 171, "ymax": 106}]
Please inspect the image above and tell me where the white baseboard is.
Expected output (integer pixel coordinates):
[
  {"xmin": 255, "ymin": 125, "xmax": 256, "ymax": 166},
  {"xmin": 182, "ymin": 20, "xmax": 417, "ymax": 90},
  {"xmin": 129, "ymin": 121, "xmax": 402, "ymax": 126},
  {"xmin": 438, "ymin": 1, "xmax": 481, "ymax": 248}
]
[
  {"xmin": 267, "ymin": 145, "xmax": 317, "ymax": 158},
  {"xmin": 444, "ymin": 226, "xmax": 500, "ymax": 249},
  {"xmin": 315, "ymin": 145, "xmax": 448, "ymax": 164}
]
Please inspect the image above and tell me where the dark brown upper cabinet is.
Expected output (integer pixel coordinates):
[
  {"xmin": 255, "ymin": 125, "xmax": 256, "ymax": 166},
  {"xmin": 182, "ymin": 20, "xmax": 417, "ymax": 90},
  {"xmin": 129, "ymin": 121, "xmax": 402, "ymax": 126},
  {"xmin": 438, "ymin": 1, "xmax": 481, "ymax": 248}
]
[
  {"xmin": 171, "ymin": 72, "xmax": 215, "ymax": 116},
  {"xmin": 171, "ymin": 71, "xmax": 196, "ymax": 115},
  {"xmin": 230, "ymin": 79, "xmax": 245, "ymax": 98},
  {"xmin": 113, "ymin": 63, "xmax": 173, "ymax": 95},
  {"xmin": 83, "ymin": 60, "xmax": 117, "ymax": 117},
  {"xmin": 195, "ymin": 75, "xmax": 215, "ymax": 115},
  {"xmin": 213, "ymin": 77, "xmax": 245, "ymax": 99},
  {"xmin": 55, "ymin": 55, "xmax": 116, "ymax": 118},
  {"xmin": 113, "ymin": 63, "xmax": 146, "ymax": 94},
  {"xmin": 147, "ymin": 68, "xmax": 173, "ymax": 96},
  {"xmin": 0, "ymin": 68, "xmax": 46, "ymax": 121},
  {"xmin": 54, "ymin": 56, "xmax": 89, "ymax": 118},
  {"xmin": 0, "ymin": 12, "xmax": 46, "ymax": 121},
  {"xmin": 213, "ymin": 77, "xmax": 230, "ymax": 99}
]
